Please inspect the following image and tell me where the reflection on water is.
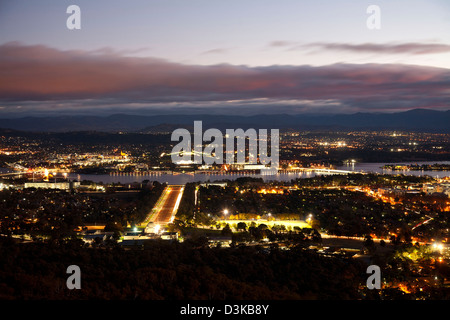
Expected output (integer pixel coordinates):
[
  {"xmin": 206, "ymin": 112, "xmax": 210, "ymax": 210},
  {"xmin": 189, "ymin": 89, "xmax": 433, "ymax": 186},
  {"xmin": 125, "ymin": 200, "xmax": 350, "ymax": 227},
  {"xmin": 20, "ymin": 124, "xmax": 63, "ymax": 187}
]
[
  {"xmin": 337, "ymin": 161, "xmax": 450, "ymax": 179},
  {"xmin": 70, "ymin": 161, "xmax": 450, "ymax": 184},
  {"xmin": 70, "ymin": 171, "xmax": 319, "ymax": 185},
  {"xmin": 2, "ymin": 161, "xmax": 448, "ymax": 185}
]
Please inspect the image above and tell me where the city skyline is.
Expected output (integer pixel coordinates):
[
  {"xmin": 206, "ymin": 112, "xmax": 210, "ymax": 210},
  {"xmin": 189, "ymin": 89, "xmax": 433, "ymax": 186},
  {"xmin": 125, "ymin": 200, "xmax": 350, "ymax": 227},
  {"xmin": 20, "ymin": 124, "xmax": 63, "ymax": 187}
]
[
  {"xmin": 2, "ymin": 1, "xmax": 450, "ymax": 306},
  {"xmin": 1, "ymin": 1, "xmax": 450, "ymax": 117}
]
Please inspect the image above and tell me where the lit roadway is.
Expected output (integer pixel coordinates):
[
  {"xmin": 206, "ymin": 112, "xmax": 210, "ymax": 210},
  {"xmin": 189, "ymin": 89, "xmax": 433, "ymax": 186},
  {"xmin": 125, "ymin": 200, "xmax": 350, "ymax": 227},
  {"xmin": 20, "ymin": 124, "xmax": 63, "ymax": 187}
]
[{"xmin": 144, "ymin": 185, "xmax": 184, "ymax": 232}]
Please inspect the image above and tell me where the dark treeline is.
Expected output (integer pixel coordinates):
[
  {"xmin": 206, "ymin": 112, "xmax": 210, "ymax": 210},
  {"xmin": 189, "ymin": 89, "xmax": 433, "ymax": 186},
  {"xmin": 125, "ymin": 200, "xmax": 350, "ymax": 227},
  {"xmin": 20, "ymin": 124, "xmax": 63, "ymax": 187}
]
[{"xmin": 0, "ymin": 237, "xmax": 366, "ymax": 300}]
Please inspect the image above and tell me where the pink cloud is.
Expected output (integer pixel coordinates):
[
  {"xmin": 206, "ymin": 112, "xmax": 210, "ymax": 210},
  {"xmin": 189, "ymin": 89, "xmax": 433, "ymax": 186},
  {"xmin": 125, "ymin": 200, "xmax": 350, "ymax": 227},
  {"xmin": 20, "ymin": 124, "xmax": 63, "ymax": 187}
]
[{"xmin": 0, "ymin": 43, "xmax": 449, "ymax": 113}]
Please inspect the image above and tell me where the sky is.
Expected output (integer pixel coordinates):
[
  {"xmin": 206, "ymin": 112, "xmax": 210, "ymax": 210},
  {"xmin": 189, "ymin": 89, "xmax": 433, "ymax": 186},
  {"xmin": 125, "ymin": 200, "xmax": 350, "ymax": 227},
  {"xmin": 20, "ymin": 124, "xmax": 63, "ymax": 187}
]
[{"xmin": 0, "ymin": 0, "xmax": 450, "ymax": 117}]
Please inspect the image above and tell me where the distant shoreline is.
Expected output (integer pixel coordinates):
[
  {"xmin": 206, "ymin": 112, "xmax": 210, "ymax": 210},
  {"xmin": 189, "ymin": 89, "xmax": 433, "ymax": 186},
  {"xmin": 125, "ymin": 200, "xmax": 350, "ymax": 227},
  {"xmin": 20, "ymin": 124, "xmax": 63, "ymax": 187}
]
[{"xmin": 382, "ymin": 163, "xmax": 450, "ymax": 171}]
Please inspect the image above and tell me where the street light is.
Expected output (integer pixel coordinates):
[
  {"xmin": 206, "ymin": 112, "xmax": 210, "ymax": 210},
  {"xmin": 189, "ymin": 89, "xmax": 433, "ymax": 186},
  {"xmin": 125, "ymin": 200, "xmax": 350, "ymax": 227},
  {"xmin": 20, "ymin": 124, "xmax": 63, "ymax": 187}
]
[
  {"xmin": 433, "ymin": 242, "xmax": 444, "ymax": 252},
  {"xmin": 223, "ymin": 209, "xmax": 229, "ymax": 216}
]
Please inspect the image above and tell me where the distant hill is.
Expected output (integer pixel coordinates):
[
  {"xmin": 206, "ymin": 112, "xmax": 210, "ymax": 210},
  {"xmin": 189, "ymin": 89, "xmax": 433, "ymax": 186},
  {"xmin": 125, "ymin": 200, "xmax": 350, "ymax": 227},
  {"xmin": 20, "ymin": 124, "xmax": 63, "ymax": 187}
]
[
  {"xmin": 0, "ymin": 109, "xmax": 448, "ymax": 133},
  {"xmin": 140, "ymin": 123, "xmax": 195, "ymax": 134}
]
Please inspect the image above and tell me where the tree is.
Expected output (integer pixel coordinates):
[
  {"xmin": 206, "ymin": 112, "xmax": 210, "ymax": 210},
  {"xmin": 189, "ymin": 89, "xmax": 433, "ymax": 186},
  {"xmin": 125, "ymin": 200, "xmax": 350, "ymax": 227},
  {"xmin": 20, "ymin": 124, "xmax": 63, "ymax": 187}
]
[
  {"xmin": 310, "ymin": 219, "xmax": 320, "ymax": 231},
  {"xmin": 364, "ymin": 235, "xmax": 374, "ymax": 247},
  {"xmin": 311, "ymin": 229, "xmax": 322, "ymax": 243},
  {"xmin": 221, "ymin": 224, "xmax": 232, "ymax": 236},
  {"xmin": 104, "ymin": 221, "xmax": 123, "ymax": 233},
  {"xmin": 258, "ymin": 224, "xmax": 268, "ymax": 231},
  {"xmin": 237, "ymin": 222, "xmax": 247, "ymax": 231}
]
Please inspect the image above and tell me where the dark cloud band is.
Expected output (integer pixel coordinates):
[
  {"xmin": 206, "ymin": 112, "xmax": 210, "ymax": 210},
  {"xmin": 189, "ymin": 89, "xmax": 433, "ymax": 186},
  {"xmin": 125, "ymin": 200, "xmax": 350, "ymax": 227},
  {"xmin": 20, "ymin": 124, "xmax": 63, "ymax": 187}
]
[{"xmin": 0, "ymin": 42, "xmax": 449, "ymax": 113}]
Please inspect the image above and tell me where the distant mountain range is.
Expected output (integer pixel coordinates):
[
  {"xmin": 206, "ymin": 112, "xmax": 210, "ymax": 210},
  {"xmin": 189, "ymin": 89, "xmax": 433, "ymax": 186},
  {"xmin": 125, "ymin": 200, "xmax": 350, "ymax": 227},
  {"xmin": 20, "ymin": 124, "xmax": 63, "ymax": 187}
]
[{"xmin": 0, "ymin": 109, "xmax": 448, "ymax": 133}]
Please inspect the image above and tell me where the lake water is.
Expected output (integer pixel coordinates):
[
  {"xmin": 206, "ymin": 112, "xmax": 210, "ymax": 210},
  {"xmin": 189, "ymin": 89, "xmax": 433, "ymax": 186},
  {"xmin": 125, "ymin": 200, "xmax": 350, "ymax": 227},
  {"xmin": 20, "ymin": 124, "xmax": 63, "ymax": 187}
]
[
  {"xmin": 337, "ymin": 161, "xmax": 450, "ymax": 178},
  {"xmin": 67, "ymin": 161, "xmax": 450, "ymax": 184},
  {"xmin": 2, "ymin": 161, "xmax": 448, "ymax": 185}
]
